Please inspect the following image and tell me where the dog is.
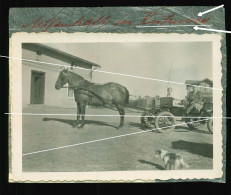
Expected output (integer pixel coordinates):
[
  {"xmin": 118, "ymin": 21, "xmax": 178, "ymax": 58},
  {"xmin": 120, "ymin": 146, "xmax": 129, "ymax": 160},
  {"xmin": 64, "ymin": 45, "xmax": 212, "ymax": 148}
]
[{"xmin": 155, "ymin": 149, "xmax": 190, "ymax": 170}]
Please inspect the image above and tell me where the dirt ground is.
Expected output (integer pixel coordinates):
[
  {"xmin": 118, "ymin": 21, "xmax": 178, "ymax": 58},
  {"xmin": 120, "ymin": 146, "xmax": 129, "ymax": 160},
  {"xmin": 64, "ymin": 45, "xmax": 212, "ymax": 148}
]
[{"xmin": 22, "ymin": 106, "xmax": 213, "ymax": 172}]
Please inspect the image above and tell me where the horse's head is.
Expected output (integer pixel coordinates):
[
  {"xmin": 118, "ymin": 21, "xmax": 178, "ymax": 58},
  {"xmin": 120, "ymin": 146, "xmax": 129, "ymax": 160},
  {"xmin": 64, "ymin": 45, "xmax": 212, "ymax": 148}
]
[{"xmin": 55, "ymin": 68, "xmax": 69, "ymax": 90}]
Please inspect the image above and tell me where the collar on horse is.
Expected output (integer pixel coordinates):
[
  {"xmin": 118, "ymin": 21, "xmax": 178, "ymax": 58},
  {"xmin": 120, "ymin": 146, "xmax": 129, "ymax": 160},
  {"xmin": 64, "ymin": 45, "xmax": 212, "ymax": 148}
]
[
  {"xmin": 61, "ymin": 70, "xmax": 92, "ymax": 89},
  {"xmin": 59, "ymin": 70, "xmax": 120, "ymax": 111},
  {"xmin": 61, "ymin": 72, "xmax": 102, "ymax": 104}
]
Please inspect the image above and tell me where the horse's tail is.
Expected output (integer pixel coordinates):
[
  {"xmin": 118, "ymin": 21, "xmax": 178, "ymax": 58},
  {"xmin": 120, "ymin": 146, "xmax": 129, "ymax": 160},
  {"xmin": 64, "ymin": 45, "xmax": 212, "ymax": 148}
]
[{"xmin": 124, "ymin": 87, "xmax": 129, "ymax": 104}]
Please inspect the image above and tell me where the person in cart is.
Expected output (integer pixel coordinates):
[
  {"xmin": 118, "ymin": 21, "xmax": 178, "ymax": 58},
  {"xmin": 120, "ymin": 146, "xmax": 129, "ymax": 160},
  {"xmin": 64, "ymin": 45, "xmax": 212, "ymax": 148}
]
[{"xmin": 185, "ymin": 86, "xmax": 204, "ymax": 114}]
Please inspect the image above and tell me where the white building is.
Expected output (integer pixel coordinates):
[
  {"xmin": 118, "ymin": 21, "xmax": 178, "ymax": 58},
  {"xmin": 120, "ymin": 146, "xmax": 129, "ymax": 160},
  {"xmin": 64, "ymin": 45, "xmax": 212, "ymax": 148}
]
[{"xmin": 22, "ymin": 43, "xmax": 100, "ymax": 108}]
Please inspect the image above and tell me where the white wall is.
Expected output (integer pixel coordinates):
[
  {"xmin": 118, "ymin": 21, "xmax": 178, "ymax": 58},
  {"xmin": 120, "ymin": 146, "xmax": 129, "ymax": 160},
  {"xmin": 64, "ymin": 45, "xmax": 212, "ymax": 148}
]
[
  {"xmin": 22, "ymin": 48, "xmax": 92, "ymax": 108},
  {"xmin": 22, "ymin": 63, "xmax": 77, "ymax": 108}
]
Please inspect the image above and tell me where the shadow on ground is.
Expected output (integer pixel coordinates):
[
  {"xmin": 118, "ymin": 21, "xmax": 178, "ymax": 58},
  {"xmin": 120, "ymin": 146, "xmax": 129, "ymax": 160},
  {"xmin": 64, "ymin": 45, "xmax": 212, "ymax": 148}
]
[
  {"xmin": 129, "ymin": 122, "xmax": 147, "ymax": 130},
  {"xmin": 129, "ymin": 122, "xmax": 161, "ymax": 133},
  {"xmin": 173, "ymin": 125, "xmax": 210, "ymax": 134},
  {"xmin": 129, "ymin": 122, "xmax": 209, "ymax": 134},
  {"xmin": 138, "ymin": 160, "xmax": 164, "ymax": 170},
  {"xmin": 174, "ymin": 125, "xmax": 190, "ymax": 132},
  {"xmin": 43, "ymin": 117, "xmax": 118, "ymax": 129},
  {"xmin": 176, "ymin": 122, "xmax": 211, "ymax": 134},
  {"xmin": 172, "ymin": 140, "xmax": 213, "ymax": 158},
  {"xmin": 188, "ymin": 129, "xmax": 211, "ymax": 134}
]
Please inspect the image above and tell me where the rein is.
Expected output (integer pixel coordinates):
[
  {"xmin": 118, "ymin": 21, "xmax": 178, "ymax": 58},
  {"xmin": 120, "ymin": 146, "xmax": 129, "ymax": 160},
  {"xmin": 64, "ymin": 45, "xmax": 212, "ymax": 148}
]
[
  {"xmin": 61, "ymin": 85, "xmax": 119, "ymax": 111},
  {"xmin": 61, "ymin": 85, "xmax": 142, "ymax": 113},
  {"xmin": 61, "ymin": 86, "xmax": 81, "ymax": 88},
  {"xmin": 62, "ymin": 86, "xmax": 140, "ymax": 113},
  {"xmin": 60, "ymin": 71, "xmax": 104, "ymax": 103},
  {"xmin": 59, "ymin": 71, "xmax": 132, "ymax": 112}
]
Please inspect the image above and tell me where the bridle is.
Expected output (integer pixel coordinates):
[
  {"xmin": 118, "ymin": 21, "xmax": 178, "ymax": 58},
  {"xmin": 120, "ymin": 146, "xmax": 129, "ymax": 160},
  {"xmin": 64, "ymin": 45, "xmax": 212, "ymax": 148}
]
[
  {"xmin": 58, "ymin": 70, "xmax": 91, "ymax": 89},
  {"xmin": 62, "ymin": 70, "xmax": 68, "ymax": 77},
  {"xmin": 56, "ymin": 70, "xmax": 69, "ymax": 88}
]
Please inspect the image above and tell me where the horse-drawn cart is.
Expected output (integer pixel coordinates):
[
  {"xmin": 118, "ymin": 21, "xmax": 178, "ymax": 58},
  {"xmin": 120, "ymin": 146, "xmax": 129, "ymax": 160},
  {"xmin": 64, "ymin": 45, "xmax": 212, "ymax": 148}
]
[
  {"xmin": 140, "ymin": 96, "xmax": 213, "ymax": 133},
  {"xmin": 55, "ymin": 69, "xmax": 213, "ymax": 133}
]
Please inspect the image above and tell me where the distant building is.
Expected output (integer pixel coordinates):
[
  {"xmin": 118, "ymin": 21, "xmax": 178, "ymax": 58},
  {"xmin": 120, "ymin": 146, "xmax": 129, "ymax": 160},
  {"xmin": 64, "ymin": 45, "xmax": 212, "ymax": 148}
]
[
  {"xmin": 144, "ymin": 95, "xmax": 153, "ymax": 107},
  {"xmin": 22, "ymin": 43, "xmax": 100, "ymax": 108},
  {"xmin": 129, "ymin": 95, "xmax": 138, "ymax": 101},
  {"xmin": 185, "ymin": 78, "xmax": 213, "ymax": 101}
]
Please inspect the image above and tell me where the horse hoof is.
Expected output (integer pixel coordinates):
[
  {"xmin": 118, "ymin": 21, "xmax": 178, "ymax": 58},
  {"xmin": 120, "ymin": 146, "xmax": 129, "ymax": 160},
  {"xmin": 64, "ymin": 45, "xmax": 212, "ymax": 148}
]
[
  {"xmin": 117, "ymin": 125, "xmax": 123, "ymax": 129},
  {"xmin": 78, "ymin": 125, "xmax": 85, "ymax": 129},
  {"xmin": 72, "ymin": 121, "xmax": 80, "ymax": 127}
]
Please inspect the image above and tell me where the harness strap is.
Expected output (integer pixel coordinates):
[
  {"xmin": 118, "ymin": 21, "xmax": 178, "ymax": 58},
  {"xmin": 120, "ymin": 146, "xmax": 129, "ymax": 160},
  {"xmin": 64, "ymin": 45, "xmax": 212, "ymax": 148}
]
[{"xmin": 73, "ymin": 87, "xmax": 106, "ymax": 105}]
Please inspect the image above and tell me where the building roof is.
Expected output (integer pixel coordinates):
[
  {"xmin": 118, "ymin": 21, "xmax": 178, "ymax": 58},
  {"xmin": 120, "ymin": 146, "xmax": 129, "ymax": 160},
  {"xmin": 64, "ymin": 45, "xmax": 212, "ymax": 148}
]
[
  {"xmin": 22, "ymin": 43, "xmax": 101, "ymax": 69},
  {"xmin": 185, "ymin": 78, "xmax": 213, "ymax": 87}
]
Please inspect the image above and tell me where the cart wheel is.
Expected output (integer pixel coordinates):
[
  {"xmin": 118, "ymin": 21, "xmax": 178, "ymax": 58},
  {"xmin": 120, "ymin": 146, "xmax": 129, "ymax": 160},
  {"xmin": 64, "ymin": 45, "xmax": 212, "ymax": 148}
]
[
  {"xmin": 140, "ymin": 112, "xmax": 156, "ymax": 129},
  {"xmin": 207, "ymin": 119, "xmax": 213, "ymax": 134},
  {"xmin": 155, "ymin": 111, "xmax": 176, "ymax": 133}
]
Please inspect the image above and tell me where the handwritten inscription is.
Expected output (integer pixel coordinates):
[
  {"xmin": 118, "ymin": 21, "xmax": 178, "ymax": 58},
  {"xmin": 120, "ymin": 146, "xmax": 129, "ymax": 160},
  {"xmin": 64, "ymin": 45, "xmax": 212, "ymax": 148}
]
[
  {"xmin": 22, "ymin": 16, "xmax": 112, "ymax": 32},
  {"xmin": 21, "ymin": 12, "xmax": 211, "ymax": 32},
  {"xmin": 138, "ymin": 12, "xmax": 210, "ymax": 25}
]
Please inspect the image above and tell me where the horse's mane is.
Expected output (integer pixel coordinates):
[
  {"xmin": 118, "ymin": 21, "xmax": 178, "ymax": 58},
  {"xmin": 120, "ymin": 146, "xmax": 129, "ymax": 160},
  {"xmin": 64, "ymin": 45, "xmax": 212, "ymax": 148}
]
[
  {"xmin": 68, "ymin": 70, "xmax": 91, "ymax": 86},
  {"xmin": 68, "ymin": 71, "xmax": 84, "ymax": 80}
]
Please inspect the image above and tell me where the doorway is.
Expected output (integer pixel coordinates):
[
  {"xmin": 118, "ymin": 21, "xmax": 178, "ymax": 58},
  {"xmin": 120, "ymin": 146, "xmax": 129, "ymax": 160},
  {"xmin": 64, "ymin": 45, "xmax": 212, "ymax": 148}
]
[{"xmin": 30, "ymin": 70, "xmax": 45, "ymax": 104}]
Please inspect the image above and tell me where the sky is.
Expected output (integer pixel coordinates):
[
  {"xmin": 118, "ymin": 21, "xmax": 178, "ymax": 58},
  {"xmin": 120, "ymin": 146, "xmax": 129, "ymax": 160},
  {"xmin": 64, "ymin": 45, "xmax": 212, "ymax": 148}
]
[{"xmin": 45, "ymin": 42, "xmax": 212, "ymax": 99}]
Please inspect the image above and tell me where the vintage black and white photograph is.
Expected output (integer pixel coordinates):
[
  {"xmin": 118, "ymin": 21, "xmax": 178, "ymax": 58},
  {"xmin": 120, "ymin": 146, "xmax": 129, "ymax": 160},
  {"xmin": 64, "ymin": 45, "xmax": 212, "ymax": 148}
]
[{"xmin": 9, "ymin": 33, "xmax": 223, "ymax": 182}]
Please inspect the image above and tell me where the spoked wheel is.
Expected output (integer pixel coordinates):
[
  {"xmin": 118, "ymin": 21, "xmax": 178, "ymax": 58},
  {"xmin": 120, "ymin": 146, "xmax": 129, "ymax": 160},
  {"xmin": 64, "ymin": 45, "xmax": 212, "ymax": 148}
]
[
  {"xmin": 140, "ymin": 111, "xmax": 156, "ymax": 129},
  {"xmin": 185, "ymin": 118, "xmax": 201, "ymax": 130},
  {"xmin": 154, "ymin": 111, "xmax": 176, "ymax": 133},
  {"xmin": 207, "ymin": 119, "xmax": 213, "ymax": 134}
]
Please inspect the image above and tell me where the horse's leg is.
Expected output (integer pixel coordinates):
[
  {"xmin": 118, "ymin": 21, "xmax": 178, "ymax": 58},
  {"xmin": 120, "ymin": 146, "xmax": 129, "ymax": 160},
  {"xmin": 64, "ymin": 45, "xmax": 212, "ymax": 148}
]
[
  {"xmin": 115, "ymin": 104, "xmax": 125, "ymax": 129},
  {"xmin": 79, "ymin": 103, "xmax": 86, "ymax": 128},
  {"xmin": 72, "ymin": 102, "xmax": 81, "ymax": 127},
  {"xmin": 77, "ymin": 102, "xmax": 81, "ymax": 124},
  {"xmin": 119, "ymin": 108, "xmax": 125, "ymax": 128}
]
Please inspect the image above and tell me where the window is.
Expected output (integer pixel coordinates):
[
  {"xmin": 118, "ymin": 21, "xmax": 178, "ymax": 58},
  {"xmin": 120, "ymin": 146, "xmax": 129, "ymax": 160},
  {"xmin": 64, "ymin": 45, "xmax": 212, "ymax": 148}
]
[{"xmin": 68, "ymin": 85, "xmax": 74, "ymax": 99}]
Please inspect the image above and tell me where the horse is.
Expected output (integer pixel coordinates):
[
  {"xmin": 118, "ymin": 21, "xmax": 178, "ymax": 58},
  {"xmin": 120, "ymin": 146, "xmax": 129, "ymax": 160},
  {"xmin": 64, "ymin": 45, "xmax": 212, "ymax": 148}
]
[{"xmin": 55, "ymin": 68, "xmax": 129, "ymax": 129}]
